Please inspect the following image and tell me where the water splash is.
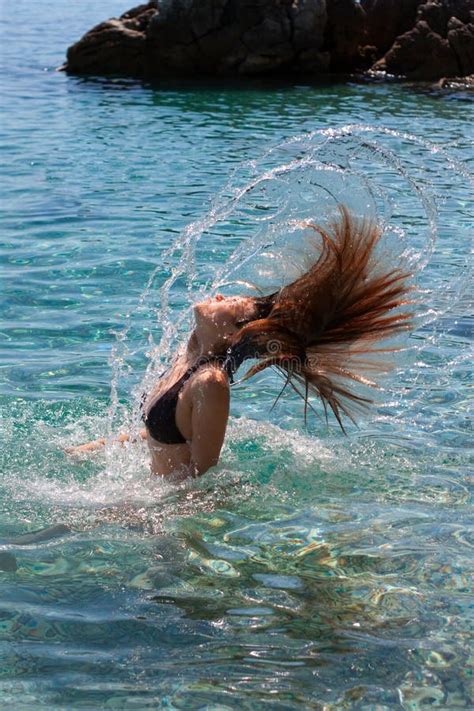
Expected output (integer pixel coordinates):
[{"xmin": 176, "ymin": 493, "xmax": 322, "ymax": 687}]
[
  {"xmin": 107, "ymin": 124, "xmax": 472, "ymax": 445},
  {"xmin": 3, "ymin": 125, "xmax": 470, "ymax": 524}
]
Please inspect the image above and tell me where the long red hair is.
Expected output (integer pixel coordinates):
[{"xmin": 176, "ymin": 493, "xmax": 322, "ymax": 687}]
[{"xmin": 225, "ymin": 205, "xmax": 414, "ymax": 429}]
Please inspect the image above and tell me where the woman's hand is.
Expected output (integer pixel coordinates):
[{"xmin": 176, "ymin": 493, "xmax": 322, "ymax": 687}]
[
  {"xmin": 64, "ymin": 429, "xmax": 147, "ymax": 456},
  {"xmin": 64, "ymin": 437, "xmax": 106, "ymax": 456}
]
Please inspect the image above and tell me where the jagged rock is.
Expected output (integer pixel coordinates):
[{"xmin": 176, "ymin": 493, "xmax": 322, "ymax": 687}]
[
  {"xmin": 448, "ymin": 16, "xmax": 474, "ymax": 74},
  {"xmin": 372, "ymin": 0, "xmax": 474, "ymax": 80},
  {"xmin": 66, "ymin": 3, "xmax": 156, "ymax": 75},
  {"xmin": 418, "ymin": 0, "xmax": 473, "ymax": 36},
  {"xmin": 374, "ymin": 19, "xmax": 461, "ymax": 78},
  {"xmin": 435, "ymin": 72, "xmax": 474, "ymax": 88},
  {"xmin": 66, "ymin": 0, "xmax": 329, "ymax": 78},
  {"xmin": 64, "ymin": 0, "xmax": 474, "ymax": 81},
  {"xmin": 358, "ymin": 44, "xmax": 380, "ymax": 66},
  {"xmin": 325, "ymin": 0, "xmax": 367, "ymax": 69},
  {"xmin": 361, "ymin": 0, "xmax": 423, "ymax": 55},
  {"xmin": 418, "ymin": 0, "xmax": 451, "ymax": 35}
]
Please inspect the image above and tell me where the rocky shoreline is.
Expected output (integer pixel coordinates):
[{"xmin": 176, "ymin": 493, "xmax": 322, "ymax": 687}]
[{"xmin": 63, "ymin": 0, "xmax": 474, "ymax": 85}]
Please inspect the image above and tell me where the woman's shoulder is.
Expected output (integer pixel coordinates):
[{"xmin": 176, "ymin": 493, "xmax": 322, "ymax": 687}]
[{"xmin": 189, "ymin": 362, "xmax": 229, "ymax": 391}]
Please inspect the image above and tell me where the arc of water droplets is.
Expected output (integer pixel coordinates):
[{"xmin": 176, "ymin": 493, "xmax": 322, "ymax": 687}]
[{"xmin": 107, "ymin": 124, "xmax": 472, "ymax": 437}]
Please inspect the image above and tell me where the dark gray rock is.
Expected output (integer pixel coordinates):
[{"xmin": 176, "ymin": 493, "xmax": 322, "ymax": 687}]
[
  {"xmin": 63, "ymin": 0, "xmax": 474, "ymax": 81},
  {"xmin": 374, "ymin": 19, "xmax": 461, "ymax": 78},
  {"xmin": 448, "ymin": 16, "xmax": 474, "ymax": 74},
  {"xmin": 371, "ymin": 0, "xmax": 474, "ymax": 80},
  {"xmin": 435, "ymin": 71, "xmax": 474, "ymax": 87},
  {"xmin": 325, "ymin": 0, "xmax": 367, "ymax": 69},
  {"xmin": 418, "ymin": 0, "xmax": 473, "ymax": 36},
  {"xmin": 66, "ymin": 3, "xmax": 156, "ymax": 76},
  {"xmin": 361, "ymin": 0, "xmax": 423, "ymax": 55},
  {"xmin": 66, "ymin": 0, "xmax": 330, "ymax": 78},
  {"xmin": 6, "ymin": 524, "xmax": 71, "ymax": 545}
]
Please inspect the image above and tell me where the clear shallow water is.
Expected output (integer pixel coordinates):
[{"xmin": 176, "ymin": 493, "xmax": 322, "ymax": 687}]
[{"xmin": 1, "ymin": 2, "xmax": 473, "ymax": 709}]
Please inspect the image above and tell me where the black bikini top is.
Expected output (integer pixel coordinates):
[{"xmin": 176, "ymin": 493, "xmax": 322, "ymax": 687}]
[{"xmin": 143, "ymin": 355, "xmax": 224, "ymax": 445}]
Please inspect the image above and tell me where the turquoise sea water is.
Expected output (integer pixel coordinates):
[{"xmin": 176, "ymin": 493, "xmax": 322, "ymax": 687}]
[{"xmin": 1, "ymin": 1, "xmax": 473, "ymax": 708}]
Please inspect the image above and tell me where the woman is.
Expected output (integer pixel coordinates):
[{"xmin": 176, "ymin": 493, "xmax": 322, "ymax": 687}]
[{"xmin": 67, "ymin": 206, "xmax": 413, "ymax": 479}]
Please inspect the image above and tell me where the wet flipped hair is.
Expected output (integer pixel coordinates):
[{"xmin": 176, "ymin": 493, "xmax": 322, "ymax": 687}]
[{"xmin": 224, "ymin": 205, "xmax": 414, "ymax": 430}]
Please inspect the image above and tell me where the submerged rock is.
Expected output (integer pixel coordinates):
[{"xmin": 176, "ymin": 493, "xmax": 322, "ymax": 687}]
[
  {"xmin": 0, "ymin": 551, "xmax": 17, "ymax": 572},
  {"xmin": 5, "ymin": 523, "xmax": 71, "ymax": 546},
  {"xmin": 63, "ymin": 0, "xmax": 474, "ymax": 81},
  {"xmin": 435, "ymin": 71, "xmax": 474, "ymax": 87}
]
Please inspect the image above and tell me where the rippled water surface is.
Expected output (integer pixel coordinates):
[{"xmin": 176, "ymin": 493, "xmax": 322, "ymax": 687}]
[{"xmin": 1, "ymin": 2, "xmax": 473, "ymax": 709}]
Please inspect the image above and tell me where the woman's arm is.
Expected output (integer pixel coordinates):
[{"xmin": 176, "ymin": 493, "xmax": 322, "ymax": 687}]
[
  {"xmin": 65, "ymin": 428, "xmax": 147, "ymax": 455},
  {"xmin": 189, "ymin": 369, "xmax": 230, "ymax": 477}
]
